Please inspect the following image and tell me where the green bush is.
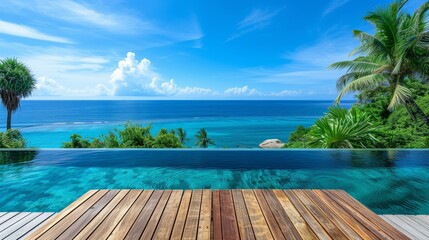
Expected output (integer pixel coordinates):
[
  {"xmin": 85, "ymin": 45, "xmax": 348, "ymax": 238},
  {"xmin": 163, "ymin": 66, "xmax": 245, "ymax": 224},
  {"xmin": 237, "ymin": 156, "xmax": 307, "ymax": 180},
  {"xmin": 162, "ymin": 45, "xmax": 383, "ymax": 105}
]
[
  {"xmin": 62, "ymin": 122, "xmax": 185, "ymax": 148},
  {"xmin": 0, "ymin": 129, "xmax": 27, "ymax": 148}
]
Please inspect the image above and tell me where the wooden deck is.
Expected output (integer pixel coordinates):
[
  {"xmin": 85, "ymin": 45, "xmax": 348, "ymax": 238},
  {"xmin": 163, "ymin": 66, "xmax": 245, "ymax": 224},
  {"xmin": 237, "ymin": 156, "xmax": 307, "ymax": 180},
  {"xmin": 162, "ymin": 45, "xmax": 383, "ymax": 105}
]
[
  {"xmin": 0, "ymin": 212, "xmax": 55, "ymax": 240},
  {"xmin": 25, "ymin": 189, "xmax": 411, "ymax": 240},
  {"xmin": 381, "ymin": 215, "xmax": 429, "ymax": 240}
]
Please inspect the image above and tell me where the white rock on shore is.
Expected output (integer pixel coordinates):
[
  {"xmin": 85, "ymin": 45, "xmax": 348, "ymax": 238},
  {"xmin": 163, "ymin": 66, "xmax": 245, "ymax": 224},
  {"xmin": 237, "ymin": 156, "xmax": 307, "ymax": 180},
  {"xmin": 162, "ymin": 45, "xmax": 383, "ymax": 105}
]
[{"xmin": 259, "ymin": 139, "xmax": 285, "ymax": 148}]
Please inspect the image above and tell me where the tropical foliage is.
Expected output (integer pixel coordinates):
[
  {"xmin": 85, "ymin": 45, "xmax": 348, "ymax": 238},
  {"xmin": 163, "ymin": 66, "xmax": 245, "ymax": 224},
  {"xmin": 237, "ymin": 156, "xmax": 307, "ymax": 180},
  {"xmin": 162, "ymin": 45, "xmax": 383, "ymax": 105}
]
[
  {"xmin": 309, "ymin": 106, "xmax": 378, "ymax": 148},
  {"xmin": 0, "ymin": 58, "xmax": 36, "ymax": 129},
  {"xmin": 286, "ymin": 81, "xmax": 429, "ymax": 148},
  {"xmin": 329, "ymin": 0, "xmax": 429, "ymax": 127},
  {"xmin": 195, "ymin": 128, "xmax": 215, "ymax": 148},
  {"xmin": 0, "ymin": 129, "xmax": 27, "ymax": 148},
  {"xmin": 63, "ymin": 122, "xmax": 213, "ymax": 148},
  {"xmin": 286, "ymin": 106, "xmax": 378, "ymax": 148}
]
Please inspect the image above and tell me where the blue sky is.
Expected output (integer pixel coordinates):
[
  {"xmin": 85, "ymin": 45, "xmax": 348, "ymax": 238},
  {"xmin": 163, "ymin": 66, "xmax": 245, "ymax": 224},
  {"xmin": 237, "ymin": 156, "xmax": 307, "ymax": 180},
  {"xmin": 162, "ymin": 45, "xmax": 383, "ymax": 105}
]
[{"xmin": 0, "ymin": 0, "xmax": 425, "ymax": 100}]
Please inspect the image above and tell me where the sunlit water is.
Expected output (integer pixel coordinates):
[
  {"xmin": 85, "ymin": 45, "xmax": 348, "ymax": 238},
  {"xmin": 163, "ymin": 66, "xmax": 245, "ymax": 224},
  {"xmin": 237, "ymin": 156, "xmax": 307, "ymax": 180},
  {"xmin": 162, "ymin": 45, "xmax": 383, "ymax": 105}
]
[
  {"xmin": 0, "ymin": 149, "xmax": 428, "ymax": 214},
  {"xmin": 7, "ymin": 100, "xmax": 353, "ymax": 148}
]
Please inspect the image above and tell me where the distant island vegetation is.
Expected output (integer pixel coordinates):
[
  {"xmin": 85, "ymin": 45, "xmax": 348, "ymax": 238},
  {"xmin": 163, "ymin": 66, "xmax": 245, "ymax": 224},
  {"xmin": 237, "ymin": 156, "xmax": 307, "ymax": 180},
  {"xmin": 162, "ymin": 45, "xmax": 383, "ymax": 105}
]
[{"xmin": 0, "ymin": 0, "xmax": 428, "ymax": 149}]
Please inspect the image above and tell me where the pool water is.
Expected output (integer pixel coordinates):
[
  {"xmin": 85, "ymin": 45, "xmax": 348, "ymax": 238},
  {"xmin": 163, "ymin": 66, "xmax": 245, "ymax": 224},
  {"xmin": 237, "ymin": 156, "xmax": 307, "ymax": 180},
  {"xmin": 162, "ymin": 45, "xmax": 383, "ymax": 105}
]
[{"xmin": 0, "ymin": 149, "xmax": 428, "ymax": 214}]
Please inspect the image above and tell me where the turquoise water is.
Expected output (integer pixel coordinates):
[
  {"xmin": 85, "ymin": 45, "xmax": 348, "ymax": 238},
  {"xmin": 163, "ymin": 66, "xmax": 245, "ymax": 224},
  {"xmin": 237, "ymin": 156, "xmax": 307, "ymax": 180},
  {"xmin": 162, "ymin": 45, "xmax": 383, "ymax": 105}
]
[
  {"xmin": 0, "ymin": 149, "xmax": 428, "ymax": 214},
  {"xmin": 9, "ymin": 100, "xmax": 353, "ymax": 148}
]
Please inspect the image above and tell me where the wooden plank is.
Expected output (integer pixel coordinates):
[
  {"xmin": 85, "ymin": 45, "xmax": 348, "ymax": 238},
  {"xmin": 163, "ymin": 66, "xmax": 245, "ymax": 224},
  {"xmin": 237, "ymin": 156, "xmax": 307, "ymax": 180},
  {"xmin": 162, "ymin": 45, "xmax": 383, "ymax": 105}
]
[
  {"xmin": 324, "ymin": 191, "xmax": 393, "ymax": 240},
  {"xmin": 262, "ymin": 190, "xmax": 301, "ymax": 240},
  {"xmin": 387, "ymin": 215, "xmax": 428, "ymax": 239},
  {"xmin": 231, "ymin": 189, "xmax": 255, "ymax": 240},
  {"xmin": 313, "ymin": 190, "xmax": 378, "ymax": 240},
  {"xmin": 108, "ymin": 190, "xmax": 154, "ymax": 240},
  {"xmin": 0, "ymin": 213, "xmax": 7, "ymax": 218},
  {"xmin": 152, "ymin": 190, "xmax": 183, "ymax": 240},
  {"xmin": 170, "ymin": 190, "xmax": 192, "ymax": 240},
  {"xmin": 0, "ymin": 213, "xmax": 31, "ymax": 233},
  {"xmin": 242, "ymin": 189, "xmax": 273, "ymax": 240},
  {"xmin": 302, "ymin": 190, "xmax": 362, "ymax": 239},
  {"xmin": 55, "ymin": 190, "xmax": 120, "ymax": 239},
  {"xmin": 381, "ymin": 216, "xmax": 415, "ymax": 239},
  {"xmin": 140, "ymin": 190, "xmax": 172, "ymax": 239},
  {"xmin": 293, "ymin": 190, "xmax": 348, "ymax": 240},
  {"xmin": 197, "ymin": 189, "xmax": 212, "ymax": 240},
  {"xmin": 88, "ymin": 190, "xmax": 142, "ymax": 239},
  {"xmin": 331, "ymin": 190, "xmax": 410, "ymax": 240},
  {"xmin": 212, "ymin": 190, "xmax": 222, "ymax": 240},
  {"xmin": 182, "ymin": 189, "xmax": 203, "ymax": 240},
  {"xmin": 0, "ymin": 213, "xmax": 41, "ymax": 239},
  {"xmin": 73, "ymin": 190, "xmax": 129, "ymax": 239},
  {"xmin": 125, "ymin": 190, "xmax": 164, "ymax": 240},
  {"xmin": 272, "ymin": 190, "xmax": 318, "ymax": 240},
  {"xmin": 253, "ymin": 189, "xmax": 285, "ymax": 240},
  {"xmin": 26, "ymin": 189, "xmax": 100, "ymax": 240},
  {"xmin": 0, "ymin": 213, "xmax": 19, "ymax": 226},
  {"xmin": 7, "ymin": 213, "xmax": 55, "ymax": 240},
  {"xmin": 402, "ymin": 215, "xmax": 429, "ymax": 235},
  {"xmin": 283, "ymin": 190, "xmax": 331, "ymax": 240},
  {"xmin": 220, "ymin": 190, "xmax": 240, "ymax": 240}
]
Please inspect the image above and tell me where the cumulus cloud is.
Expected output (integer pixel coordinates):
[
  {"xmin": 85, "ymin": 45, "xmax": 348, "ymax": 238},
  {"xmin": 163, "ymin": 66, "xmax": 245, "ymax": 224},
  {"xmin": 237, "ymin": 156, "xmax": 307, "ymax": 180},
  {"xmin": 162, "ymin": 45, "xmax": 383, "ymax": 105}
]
[
  {"xmin": 224, "ymin": 86, "xmax": 261, "ymax": 96},
  {"xmin": 103, "ymin": 52, "xmax": 216, "ymax": 97},
  {"xmin": 35, "ymin": 77, "xmax": 66, "ymax": 95}
]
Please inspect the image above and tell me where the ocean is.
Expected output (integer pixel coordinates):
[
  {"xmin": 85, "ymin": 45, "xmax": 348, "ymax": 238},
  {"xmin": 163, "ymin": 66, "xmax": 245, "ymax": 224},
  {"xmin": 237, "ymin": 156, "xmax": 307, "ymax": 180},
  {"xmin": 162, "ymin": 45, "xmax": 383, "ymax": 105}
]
[{"xmin": 3, "ymin": 100, "xmax": 354, "ymax": 148}]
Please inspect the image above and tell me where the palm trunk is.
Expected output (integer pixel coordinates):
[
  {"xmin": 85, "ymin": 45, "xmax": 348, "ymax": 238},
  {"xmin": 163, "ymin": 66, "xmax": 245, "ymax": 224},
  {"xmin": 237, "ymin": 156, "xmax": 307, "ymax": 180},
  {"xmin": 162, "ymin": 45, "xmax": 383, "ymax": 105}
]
[
  {"xmin": 406, "ymin": 98, "xmax": 429, "ymax": 127},
  {"xmin": 404, "ymin": 103, "xmax": 417, "ymax": 121},
  {"xmin": 6, "ymin": 109, "xmax": 12, "ymax": 130}
]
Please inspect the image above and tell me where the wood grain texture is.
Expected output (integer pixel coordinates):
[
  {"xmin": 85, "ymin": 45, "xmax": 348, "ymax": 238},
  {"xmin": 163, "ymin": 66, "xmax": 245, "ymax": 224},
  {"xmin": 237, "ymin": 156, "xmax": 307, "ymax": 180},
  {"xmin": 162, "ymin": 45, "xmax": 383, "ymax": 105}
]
[{"xmin": 25, "ymin": 189, "xmax": 412, "ymax": 240}]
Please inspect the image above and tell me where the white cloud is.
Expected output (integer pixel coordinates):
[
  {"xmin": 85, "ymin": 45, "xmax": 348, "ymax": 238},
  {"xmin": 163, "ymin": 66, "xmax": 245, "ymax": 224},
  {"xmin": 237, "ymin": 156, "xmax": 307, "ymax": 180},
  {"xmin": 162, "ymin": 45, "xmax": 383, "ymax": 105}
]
[
  {"xmin": 0, "ymin": 20, "xmax": 72, "ymax": 43},
  {"xmin": 224, "ymin": 86, "xmax": 261, "ymax": 96},
  {"xmin": 35, "ymin": 77, "xmax": 108, "ymax": 96},
  {"xmin": 104, "ymin": 52, "xmax": 216, "ymax": 97},
  {"xmin": 270, "ymin": 90, "xmax": 302, "ymax": 96},
  {"xmin": 323, "ymin": 0, "xmax": 349, "ymax": 16},
  {"xmin": 227, "ymin": 8, "xmax": 281, "ymax": 41}
]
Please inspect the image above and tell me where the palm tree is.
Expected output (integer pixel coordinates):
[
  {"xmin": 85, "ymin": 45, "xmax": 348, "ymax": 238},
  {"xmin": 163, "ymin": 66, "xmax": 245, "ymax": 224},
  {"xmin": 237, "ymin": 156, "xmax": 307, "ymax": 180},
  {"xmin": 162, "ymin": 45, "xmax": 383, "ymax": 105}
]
[
  {"xmin": 0, "ymin": 58, "xmax": 36, "ymax": 129},
  {"xmin": 330, "ymin": 0, "xmax": 429, "ymax": 127},
  {"xmin": 195, "ymin": 128, "xmax": 215, "ymax": 148},
  {"xmin": 309, "ymin": 106, "xmax": 378, "ymax": 148},
  {"xmin": 176, "ymin": 128, "xmax": 189, "ymax": 144}
]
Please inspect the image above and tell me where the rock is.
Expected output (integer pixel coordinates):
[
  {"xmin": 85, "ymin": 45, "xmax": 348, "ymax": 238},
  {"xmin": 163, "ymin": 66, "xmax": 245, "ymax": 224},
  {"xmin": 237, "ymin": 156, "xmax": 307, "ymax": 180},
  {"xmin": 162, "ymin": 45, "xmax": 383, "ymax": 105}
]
[{"xmin": 259, "ymin": 139, "xmax": 285, "ymax": 148}]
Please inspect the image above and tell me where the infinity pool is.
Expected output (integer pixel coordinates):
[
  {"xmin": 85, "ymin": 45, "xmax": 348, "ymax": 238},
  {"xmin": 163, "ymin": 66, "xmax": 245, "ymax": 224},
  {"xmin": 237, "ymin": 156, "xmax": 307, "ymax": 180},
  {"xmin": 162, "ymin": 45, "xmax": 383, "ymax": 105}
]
[{"xmin": 0, "ymin": 149, "xmax": 428, "ymax": 214}]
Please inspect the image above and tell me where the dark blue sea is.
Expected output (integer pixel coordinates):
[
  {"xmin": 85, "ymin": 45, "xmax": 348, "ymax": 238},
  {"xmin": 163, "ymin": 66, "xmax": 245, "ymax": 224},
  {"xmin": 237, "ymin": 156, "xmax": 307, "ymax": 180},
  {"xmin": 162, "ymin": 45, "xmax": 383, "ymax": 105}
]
[{"xmin": 3, "ymin": 100, "xmax": 354, "ymax": 148}]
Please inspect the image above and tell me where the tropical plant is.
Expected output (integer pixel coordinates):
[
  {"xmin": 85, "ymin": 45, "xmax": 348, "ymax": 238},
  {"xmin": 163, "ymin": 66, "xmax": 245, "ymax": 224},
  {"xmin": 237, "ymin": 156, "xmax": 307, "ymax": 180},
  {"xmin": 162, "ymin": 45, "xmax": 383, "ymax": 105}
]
[
  {"xmin": 330, "ymin": 0, "xmax": 429, "ymax": 127},
  {"xmin": 195, "ymin": 128, "xmax": 215, "ymax": 148},
  {"xmin": 309, "ymin": 106, "xmax": 378, "ymax": 148},
  {"xmin": 62, "ymin": 122, "xmax": 187, "ymax": 148},
  {"xmin": 176, "ymin": 128, "xmax": 189, "ymax": 144},
  {"xmin": 62, "ymin": 134, "xmax": 91, "ymax": 148},
  {"xmin": 0, "ymin": 129, "xmax": 26, "ymax": 148},
  {"xmin": 0, "ymin": 58, "xmax": 36, "ymax": 129}
]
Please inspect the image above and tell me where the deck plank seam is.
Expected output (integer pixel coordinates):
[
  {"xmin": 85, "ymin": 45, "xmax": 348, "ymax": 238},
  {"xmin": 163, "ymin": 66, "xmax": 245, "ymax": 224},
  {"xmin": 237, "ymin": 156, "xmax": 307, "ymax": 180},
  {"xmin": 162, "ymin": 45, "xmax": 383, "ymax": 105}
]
[
  {"xmin": 165, "ymin": 190, "xmax": 184, "ymax": 240},
  {"xmin": 31, "ymin": 189, "xmax": 101, "ymax": 240},
  {"xmin": 178, "ymin": 190, "xmax": 192, "ymax": 240},
  {"xmin": 302, "ymin": 190, "xmax": 362, "ymax": 240},
  {"xmin": 334, "ymin": 190, "xmax": 405, "ymax": 239},
  {"xmin": 291, "ymin": 190, "xmax": 341, "ymax": 240},
  {"xmin": 251, "ymin": 189, "xmax": 284, "ymax": 239},
  {"xmin": 68, "ymin": 189, "xmax": 126, "ymax": 240},
  {"xmin": 134, "ymin": 190, "xmax": 165, "ymax": 239},
  {"xmin": 144, "ymin": 190, "xmax": 174, "ymax": 239},
  {"xmin": 0, "ymin": 212, "xmax": 32, "ymax": 234},
  {"xmin": 262, "ymin": 189, "xmax": 301, "ymax": 240},
  {"xmin": 323, "ymin": 190, "xmax": 389, "ymax": 240},
  {"xmin": 0, "ymin": 212, "xmax": 42, "ymax": 239},
  {"xmin": 235, "ymin": 190, "xmax": 256, "ymax": 240},
  {"xmin": 98, "ymin": 190, "xmax": 144, "ymax": 240},
  {"xmin": 401, "ymin": 215, "xmax": 429, "ymax": 238},
  {"xmin": 58, "ymin": 189, "xmax": 121, "ymax": 239}
]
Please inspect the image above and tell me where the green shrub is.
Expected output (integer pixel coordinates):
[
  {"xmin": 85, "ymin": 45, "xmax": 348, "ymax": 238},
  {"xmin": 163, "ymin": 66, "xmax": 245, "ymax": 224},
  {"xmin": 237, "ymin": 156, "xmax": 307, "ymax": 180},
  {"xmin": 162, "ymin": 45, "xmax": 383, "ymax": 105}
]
[{"xmin": 0, "ymin": 129, "xmax": 27, "ymax": 148}]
